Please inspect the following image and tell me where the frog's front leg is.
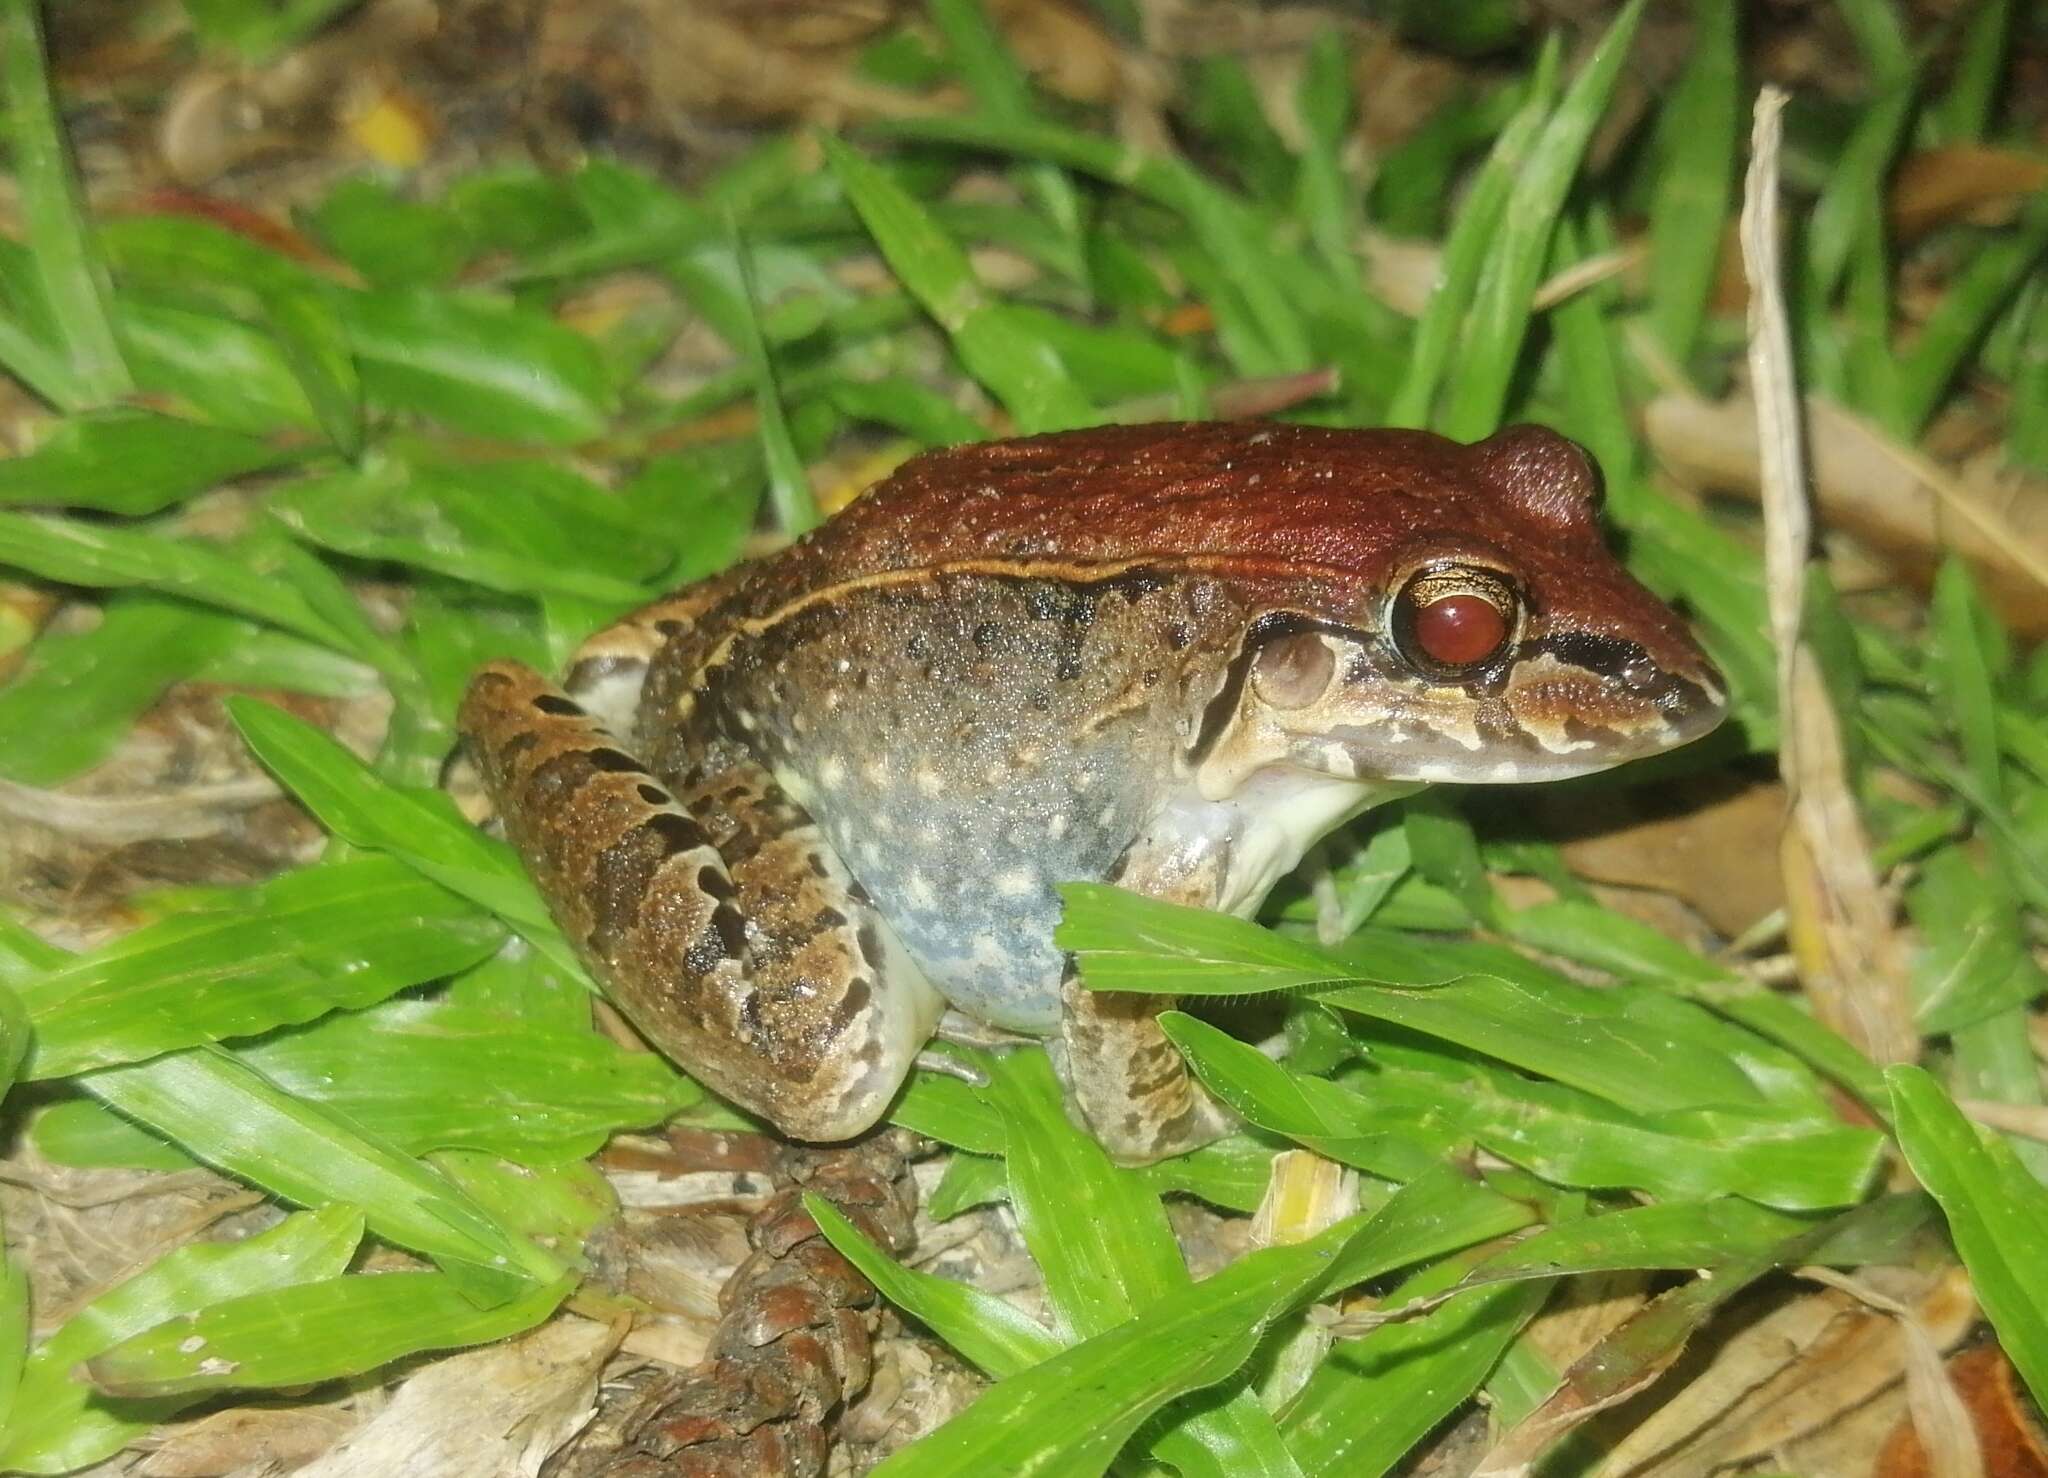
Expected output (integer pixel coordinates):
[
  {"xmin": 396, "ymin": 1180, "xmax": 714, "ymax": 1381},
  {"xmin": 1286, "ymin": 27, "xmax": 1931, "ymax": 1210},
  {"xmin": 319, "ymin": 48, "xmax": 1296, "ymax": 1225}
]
[
  {"xmin": 459, "ymin": 661, "xmax": 944, "ymax": 1141},
  {"xmin": 1055, "ymin": 837, "xmax": 1238, "ymax": 1166}
]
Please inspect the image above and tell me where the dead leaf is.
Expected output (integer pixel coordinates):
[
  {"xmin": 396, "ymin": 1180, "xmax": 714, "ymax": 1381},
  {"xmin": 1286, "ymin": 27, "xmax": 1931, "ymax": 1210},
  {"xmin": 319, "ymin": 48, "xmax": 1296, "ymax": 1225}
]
[
  {"xmin": 1644, "ymin": 390, "xmax": 2048, "ymax": 636},
  {"xmin": 1612, "ymin": 1265, "xmax": 1977, "ymax": 1477},
  {"xmin": 1891, "ymin": 146, "xmax": 2048, "ymax": 242},
  {"xmin": 288, "ymin": 1315, "xmax": 622, "ymax": 1478},
  {"xmin": 139, "ymin": 1397, "xmax": 362, "ymax": 1476},
  {"xmin": 1520, "ymin": 776, "xmax": 1788, "ymax": 940},
  {"xmin": 1878, "ymin": 1344, "xmax": 2048, "ymax": 1478}
]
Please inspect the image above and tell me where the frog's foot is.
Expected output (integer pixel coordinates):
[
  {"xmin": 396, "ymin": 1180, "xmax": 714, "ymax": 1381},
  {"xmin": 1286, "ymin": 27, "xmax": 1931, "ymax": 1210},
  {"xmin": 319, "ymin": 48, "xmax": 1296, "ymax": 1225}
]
[
  {"xmin": 912, "ymin": 1047, "xmax": 990, "ymax": 1086},
  {"xmin": 459, "ymin": 661, "xmax": 943, "ymax": 1143},
  {"xmin": 1054, "ymin": 965, "xmax": 1236, "ymax": 1166}
]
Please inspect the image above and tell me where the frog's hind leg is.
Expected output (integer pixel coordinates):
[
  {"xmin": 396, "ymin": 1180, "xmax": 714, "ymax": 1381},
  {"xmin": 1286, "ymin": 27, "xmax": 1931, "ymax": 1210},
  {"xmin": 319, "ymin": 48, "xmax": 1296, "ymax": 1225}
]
[
  {"xmin": 459, "ymin": 661, "xmax": 942, "ymax": 1142},
  {"xmin": 1054, "ymin": 830, "xmax": 1241, "ymax": 1164},
  {"xmin": 560, "ymin": 575, "xmax": 748, "ymax": 733}
]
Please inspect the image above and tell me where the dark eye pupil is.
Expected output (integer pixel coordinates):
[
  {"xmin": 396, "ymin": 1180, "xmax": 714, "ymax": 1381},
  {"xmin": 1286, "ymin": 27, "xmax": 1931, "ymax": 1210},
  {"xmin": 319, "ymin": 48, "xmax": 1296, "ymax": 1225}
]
[{"xmin": 1411, "ymin": 594, "xmax": 1506, "ymax": 666}]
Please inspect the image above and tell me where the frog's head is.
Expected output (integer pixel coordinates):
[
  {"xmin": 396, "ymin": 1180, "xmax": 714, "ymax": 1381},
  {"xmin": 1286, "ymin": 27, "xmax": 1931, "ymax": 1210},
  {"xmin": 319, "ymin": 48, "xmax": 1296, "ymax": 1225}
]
[{"xmin": 1188, "ymin": 424, "xmax": 1727, "ymax": 798}]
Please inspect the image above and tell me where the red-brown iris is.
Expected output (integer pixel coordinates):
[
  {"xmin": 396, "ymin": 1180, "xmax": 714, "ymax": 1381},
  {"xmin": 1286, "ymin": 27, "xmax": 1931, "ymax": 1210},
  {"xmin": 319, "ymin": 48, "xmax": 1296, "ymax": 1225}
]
[
  {"xmin": 1411, "ymin": 593, "xmax": 1508, "ymax": 667},
  {"xmin": 1392, "ymin": 563, "xmax": 1518, "ymax": 677}
]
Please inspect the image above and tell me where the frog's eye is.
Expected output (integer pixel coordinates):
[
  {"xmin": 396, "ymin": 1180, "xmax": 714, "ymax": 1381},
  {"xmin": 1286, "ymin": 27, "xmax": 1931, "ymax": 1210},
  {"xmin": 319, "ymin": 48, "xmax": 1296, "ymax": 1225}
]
[
  {"xmin": 1392, "ymin": 564, "xmax": 1518, "ymax": 677},
  {"xmin": 1250, "ymin": 630, "xmax": 1338, "ymax": 710}
]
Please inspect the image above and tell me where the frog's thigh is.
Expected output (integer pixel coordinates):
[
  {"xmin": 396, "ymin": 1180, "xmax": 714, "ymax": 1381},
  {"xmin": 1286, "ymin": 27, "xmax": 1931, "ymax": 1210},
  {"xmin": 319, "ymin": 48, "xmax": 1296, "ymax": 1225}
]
[
  {"xmin": 1055, "ymin": 861, "xmax": 1235, "ymax": 1167},
  {"xmin": 459, "ymin": 661, "xmax": 940, "ymax": 1142}
]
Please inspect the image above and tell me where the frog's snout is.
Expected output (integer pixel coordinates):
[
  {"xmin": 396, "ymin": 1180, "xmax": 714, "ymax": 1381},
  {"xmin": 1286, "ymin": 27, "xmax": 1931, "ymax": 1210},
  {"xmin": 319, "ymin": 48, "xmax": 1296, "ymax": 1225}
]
[{"xmin": 1499, "ymin": 627, "xmax": 1729, "ymax": 772}]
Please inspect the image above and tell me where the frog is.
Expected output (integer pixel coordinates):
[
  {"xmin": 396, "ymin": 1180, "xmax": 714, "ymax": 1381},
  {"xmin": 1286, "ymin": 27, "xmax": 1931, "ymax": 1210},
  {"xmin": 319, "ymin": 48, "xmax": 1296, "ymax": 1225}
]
[{"xmin": 459, "ymin": 421, "xmax": 1726, "ymax": 1163}]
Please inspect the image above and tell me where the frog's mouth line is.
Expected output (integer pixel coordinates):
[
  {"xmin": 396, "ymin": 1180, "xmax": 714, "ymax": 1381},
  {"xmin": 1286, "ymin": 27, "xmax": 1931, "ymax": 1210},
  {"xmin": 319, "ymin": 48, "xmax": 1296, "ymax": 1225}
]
[{"xmin": 1188, "ymin": 614, "xmax": 1726, "ymax": 782}]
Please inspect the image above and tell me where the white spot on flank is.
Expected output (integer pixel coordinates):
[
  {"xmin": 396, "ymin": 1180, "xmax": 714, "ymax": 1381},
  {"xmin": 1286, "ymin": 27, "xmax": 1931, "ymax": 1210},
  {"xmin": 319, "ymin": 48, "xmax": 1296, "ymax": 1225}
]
[
  {"xmin": 835, "ymin": 657, "xmax": 852, "ymax": 673},
  {"xmin": 872, "ymin": 814, "xmax": 895, "ymax": 835},
  {"xmin": 825, "ymin": 690, "xmax": 843, "ymax": 711},
  {"xmin": 984, "ymin": 762, "xmax": 1008, "ymax": 785},
  {"xmin": 908, "ymin": 871, "xmax": 937, "ymax": 908},
  {"xmin": 914, "ymin": 764, "xmax": 944, "ymax": 797},
  {"xmin": 1047, "ymin": 814, "xmax": 1068, "ymax": 840},
  {"xmin": 864, "ymin": 758, "xmax": 891, "ymax": 784},
  {"xmin": 995, "ymin": 867, "xmax": 1035, "ymax": 897},
  {"xmin": 861, "ymin": 841, "xmax": 883, "ymax": 866},
  {"xmin": 972, "ymin": 933, "xmax": 1009, "ymax": 966},
  {"xmin": 735, "ymin": 710, "xmax": 758, "ymax": 731},
  {"xmin": 818, "ymin": 755, "xmax": 847, "ymax": 789},
  {"xmin": 1097, "ymin": 805, "xmax": 1118, "ymax": 827}
]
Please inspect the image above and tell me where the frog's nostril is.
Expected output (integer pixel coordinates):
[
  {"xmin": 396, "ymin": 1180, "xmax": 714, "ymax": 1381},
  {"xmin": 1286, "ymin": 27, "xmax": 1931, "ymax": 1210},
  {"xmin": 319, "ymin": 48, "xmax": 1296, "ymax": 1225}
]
[{"xmin": 1618, "ymin": 654, "xmax": 1663, "ymax": 692}]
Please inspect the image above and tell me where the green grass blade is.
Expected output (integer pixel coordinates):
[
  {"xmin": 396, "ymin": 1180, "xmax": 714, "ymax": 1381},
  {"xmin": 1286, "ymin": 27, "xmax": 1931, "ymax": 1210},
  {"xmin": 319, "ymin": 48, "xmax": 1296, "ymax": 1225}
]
[
  {"xmin": 0, "ymin": 410, "xmax": 294, "ymax": 515},
  {"xmin": 85, "ymin": 1269, "xmax": 572, "ymax": 1398},
  {"xmin": 1292, "ymin": 26, "xmax": 1360, "ymax": 277},
  {"xmin": 821, "ymin": 135, "xmax": 1094, "ymax": 432},
  {"xmin": 810, "ymin": 1195, "xmax": 1061, "ymax": 1378},
  {"xmin": 241, "ymin": 996, "xmax": 696, "ymax": 1159},
  {"xmin": 873, "ymin": 1167, "xmax": 1525, "ymax": 1477},
  {"xmin": 29, "ymin": 1098, "xmax": 198, "ymax": 1172},
  {"xmin": 1644, "ymin": 0, "xmax": 1739, "ymax": 362},
  {"xmin": 1834, "ymin": 0, "xmax": 1912, "ymax": 82},
  {"xmin": 1804, "ymin": 78, "xmax": 1918, "ymax": 307},
  {"xmin": 17, "ymin": 857, "xmax": 505, "ymax": 1079},
  {"xmin": 336, "ymin": 287, "xmax": 618, "ymax": 445},
  {"xmin": 1169, "ymin": 1013, "xmax": 1881, "ymax": 1208},
  {"xmin": 86, "ymin": 1047, "xmax": 565, "ymax": 1287},
  {"xmin": 927, "ymin": 0, "xmax": 1086, "ymax": 274},
  {"xmin": 1280, "ymin": 1251, "xmax": 1547, "ymax": 1476},
  {"xmin": 1057, "ymin": 882, "xmax": 1349, "ymax": 996},
  {"xmin": 1439, "ymin": 0, "xmax": 1646, "ymax": 438},
  {"xmin": 259, "ymin": 283, "xmax": 364, "ymax": 457},
  {"xmin": 1925, "ymin": 559, "xmax": 2048, "ymax": 1172},
  {"xmin": 117, "ymin": 295, "xmax": 316, "ymax": 432},
  {"xmin": 729, "ymin": 224, "xmax": 820, "ymax": 533},
  {"xmin": 0, "ymin": 1252, "xmax": 23, "ymax": 1450},
  {"xmin": 0, "ymin": 1206, "xmax": 361, "ymax": 1474},
  {"xmin": 1547, "ymin": 214, "xmax": 1637, "ymax": 486},
  {"xmin": 1895, "ymin": 193, "xmax": 2048, "ymax": 434},
  {"xmin": 1909, "ymin": 847, "xmax": 2042, "ymax": 1036},
  {"xmin": 1888, "ymin": 1064, "xmax": 2048, "ymax": 1407},
  {"xmin": 1163, "ymin": 1013, "xmax": 1455, "ymax": 1182},
  {"xmin": 2008, "ymin": 276, "xmax": 2048, "ymax": 471},
  {"xmin": 866, "ymin": 113, "xmax": 1312, "ymax": 373},
  {"xmin": 0, "ymin": 598, "xmax": 239, "ymax": 784},
  {"xmin": 888, "ymin": 1049, "xmax": 1007, "ymax": 1153},
  {"xmin": 0, "ymin": 512, "xmax": 356, "ymax": 652},
  {"xmin": 828, "ymin": 376, "xmax": 985, "ymax": 446},
  {"xmin": 1383, "ymin": 47, "xmax": 1557, "ymax": 429},
  {"xmin": 227, "ymin": 698, "xmax": 586, "ymax": 977},
  {"xmin": 1929, "ymin": 0, "xmax": 2011, "ymax": 143},
  {"xmin": 272, "ymin": 458, "xmax": 662, "ymax": 605},
  {"xmin": 985, "ymin": 1048, "xmax": 1185, "ymax": 1340},
  {"xmin": 0, "ymin": 0, "xmax": 130, "ymax": 406}
]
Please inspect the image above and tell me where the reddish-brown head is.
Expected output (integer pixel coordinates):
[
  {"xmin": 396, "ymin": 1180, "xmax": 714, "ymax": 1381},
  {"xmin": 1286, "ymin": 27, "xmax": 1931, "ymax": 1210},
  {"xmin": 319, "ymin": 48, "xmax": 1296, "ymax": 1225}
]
[{"xmin": 793, "ymin": 421, "xmax": 1726, "ymax": 785}]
